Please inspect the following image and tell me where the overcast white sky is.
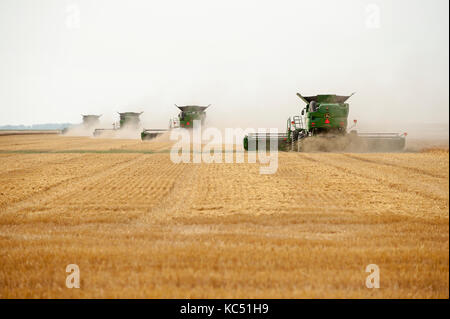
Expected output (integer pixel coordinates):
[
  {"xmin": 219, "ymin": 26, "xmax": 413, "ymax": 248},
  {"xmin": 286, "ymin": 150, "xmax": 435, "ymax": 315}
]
[{"xmin": 0, "ymin": 0, "xmax": 448, "ymax": 131}]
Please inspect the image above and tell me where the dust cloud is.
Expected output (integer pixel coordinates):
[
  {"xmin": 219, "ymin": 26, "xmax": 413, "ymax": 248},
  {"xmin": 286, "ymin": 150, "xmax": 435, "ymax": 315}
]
[{"xmin": 63, "ymin": 125, "xmax": 96, "ymax": 137}]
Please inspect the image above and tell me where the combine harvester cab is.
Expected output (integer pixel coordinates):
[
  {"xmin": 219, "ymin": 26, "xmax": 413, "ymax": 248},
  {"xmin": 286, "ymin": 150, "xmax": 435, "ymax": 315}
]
[{"xmin": 244, "ymin": 92, "xmax": 407, "ymax": 152}]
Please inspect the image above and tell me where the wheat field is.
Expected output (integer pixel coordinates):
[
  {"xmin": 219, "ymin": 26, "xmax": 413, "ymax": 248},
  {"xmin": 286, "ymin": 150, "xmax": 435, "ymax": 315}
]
[{"xmin": 0, "ymin": 134, "xmax": 448, "ymax": 298}]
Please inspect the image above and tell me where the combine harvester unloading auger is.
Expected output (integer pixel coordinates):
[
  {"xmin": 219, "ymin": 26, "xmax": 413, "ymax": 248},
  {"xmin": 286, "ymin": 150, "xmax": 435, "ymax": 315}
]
[
  {"xmin": 243, "ymin": 93, "xmax": 407, "ymax": 152},
  {"xmin": 141, "ymin": 104, "xmax": 210, "ymax": 140}
]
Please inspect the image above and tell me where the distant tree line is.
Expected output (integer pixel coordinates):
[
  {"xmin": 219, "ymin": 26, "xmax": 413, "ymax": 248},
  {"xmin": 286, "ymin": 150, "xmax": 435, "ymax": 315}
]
[{"xmin": 0, "ymin": 123, "xmax": 74, "ymax": 130}]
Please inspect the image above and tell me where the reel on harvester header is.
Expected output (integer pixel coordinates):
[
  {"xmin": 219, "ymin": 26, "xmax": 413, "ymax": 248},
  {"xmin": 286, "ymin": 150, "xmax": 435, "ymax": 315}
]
[{"xmin": 243, "ymin": 93, "xmax": 407, "ymax": 152}]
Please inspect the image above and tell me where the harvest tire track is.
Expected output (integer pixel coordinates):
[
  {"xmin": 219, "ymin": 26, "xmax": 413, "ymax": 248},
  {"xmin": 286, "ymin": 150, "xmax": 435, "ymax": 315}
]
[
  {"xmin": 1, "ymin": 154, "xmax": 145, "ymax": 216},
  {"xmin": 300, "ymin": 153, "xmax": 448, "ymax": 206},
  {"xmin": 341, "ymin": 154, "xmax": 447, "ymax": 179}
]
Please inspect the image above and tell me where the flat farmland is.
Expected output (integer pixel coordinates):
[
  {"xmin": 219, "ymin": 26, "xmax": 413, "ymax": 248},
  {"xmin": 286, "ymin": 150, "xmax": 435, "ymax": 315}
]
[{"xmin": 0, "ymin": 134, "xmax": 448, "ymax": 298}]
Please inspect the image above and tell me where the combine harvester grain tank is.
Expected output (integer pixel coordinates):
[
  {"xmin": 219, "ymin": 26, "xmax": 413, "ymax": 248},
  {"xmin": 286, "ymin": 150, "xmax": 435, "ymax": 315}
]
[
  {"xmin": 82, "ymin": 114, "xmax": 102, "ymax": 128},
  {"xmin": 170, "ymin": 104, "xmax": 209, "ymax": 129},
  {"xmin": 244, "ymin": 93, "xmax": 407, "ymax": 152}
]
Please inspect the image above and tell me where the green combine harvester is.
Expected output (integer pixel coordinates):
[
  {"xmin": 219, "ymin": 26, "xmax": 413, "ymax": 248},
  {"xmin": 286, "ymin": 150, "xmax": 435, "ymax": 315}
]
[
  {"xmin": 94, "ymin": 112, "xmax": 143, "ymax": 136},
  {"xmin": 141, "ymin": 104, "xmax": 210, "ymax": 140},
  {"xmin": 244, "ymin": 93, "xmax": 407, "ymax": 152}
]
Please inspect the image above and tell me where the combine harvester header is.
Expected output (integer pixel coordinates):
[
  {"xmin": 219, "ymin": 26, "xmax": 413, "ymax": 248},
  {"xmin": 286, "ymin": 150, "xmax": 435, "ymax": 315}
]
[{"xmin": 244, "ymin": 92, "xmax": 406, "ymax": 152}]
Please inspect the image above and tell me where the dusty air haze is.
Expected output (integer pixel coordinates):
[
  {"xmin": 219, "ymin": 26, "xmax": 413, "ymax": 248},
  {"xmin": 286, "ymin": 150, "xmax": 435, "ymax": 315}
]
[
  {"xmin": 0, "ymin": 0, "xmax": 448, "ymax": 142},
  {"xmin": 0, "ymin": 0, "xmax": 449, "ymax": 300}
]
